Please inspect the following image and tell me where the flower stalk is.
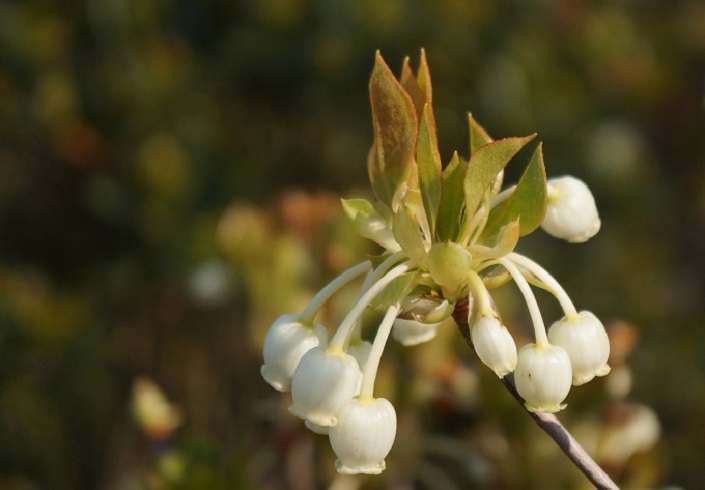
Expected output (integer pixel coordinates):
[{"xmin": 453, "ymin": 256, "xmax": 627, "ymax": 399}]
[{"xmin": 453, "ymin": 304, "xmax": 619, "ymax": 490}]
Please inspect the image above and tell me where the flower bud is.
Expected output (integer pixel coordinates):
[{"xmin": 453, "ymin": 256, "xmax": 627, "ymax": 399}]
[
  {"xmin": 471, "ymin": 315, "xmax": 518, "ymax": 378},
  {"xmin": 541, "ymin": 176, "xmax": 601, "ymax": 243},
  {"xmin": 261, "ymin": 314, "xmax": 328, "ymax": 392},
  {"xmin": 392, "ymin": 318, "xmax": 440, "ymax": 346},
  {"xmin": 548, "ymin": 311, "xmax": 611, "ymax": 386},
  {"xmin": 401, "ymin": 295, "xmax": 454, "ymax": 324},
  {"xmin": 514, "ymin": 343, "xmax": 572, "ymax": 413},
  {"xmin": 329, "ymin": 397, "xmax": 397, "ymax": 474},
  {"xmin": 427, "ymin": 242, "xmax": 472, "ymax": 297},
  {"xmin": 289, "ymin": 347, "xmax": 362, "ymax": 427}
]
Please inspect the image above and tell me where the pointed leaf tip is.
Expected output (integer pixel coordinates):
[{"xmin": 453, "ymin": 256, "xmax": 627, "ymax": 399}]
[
  {"xmin": 464, "ymin": 134, "xmax": 536, "ymax": 219},
  {"xmin": 368, "ymin": 52, "xmax": 419, "ymax": 209}
]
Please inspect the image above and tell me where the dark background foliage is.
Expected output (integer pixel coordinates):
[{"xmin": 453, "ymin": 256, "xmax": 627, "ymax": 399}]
[{"xmin": 1, "ymin": 0, "xmax": 704, "ymax": 488}]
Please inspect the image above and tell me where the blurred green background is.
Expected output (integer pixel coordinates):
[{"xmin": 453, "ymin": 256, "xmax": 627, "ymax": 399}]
[{"xmin": 1, "ymin": 0, "xmax": 704, "ymax": 488}]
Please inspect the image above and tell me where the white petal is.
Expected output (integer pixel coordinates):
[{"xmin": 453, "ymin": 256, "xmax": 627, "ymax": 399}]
[
  {"xmin": 548, "ymin": 311, "xmax": 611, "ymax": 386},
  {"xmin": 392, "ymin": 318, "xmax": 440, "ymax": 346},
  {"xmin": 514, "ymin": 343, "xmax": 572, "ymax": 413},
  {"xmin": 471, "ymin": 315, "xmax": 518, "ymax": 378},
  {"xmin": 329, "ymin": 398, "xmax": 397, "ymax": 474},
  {"xmin": 261, "ymin": 314, "xmax": 328, "ymax": 392},
  {"xmin": 541, "ymin": 176, "xmax": 601, "ymax": 243},
  {"xmin": 289, "ymin": 347, "xmax": 362, "ymax": 427}
]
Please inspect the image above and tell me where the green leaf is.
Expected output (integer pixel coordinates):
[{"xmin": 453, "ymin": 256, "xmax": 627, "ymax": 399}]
[
  {"xmin": 436, "ymin": 152, "xmax": 467, "ymax": 241},
  {"xmin": 464, "ymin": 135, "xmax": 536, "ymax": 219},
  {"xmin": 392, "ymin": 208, "xmax": 428, "ymax": 267},
  {"xmin": 368, "ymin": 52, "xmax": 419, "ymax": 209},
  {"xmin": 468, "ymin": 113, "xmax": 493, "ymax": 155},
  {"xmin": 373, "ymin": 272, "xmax": 417, "ymax": 308},
  {"xmin": 417, "ymin": 49, "xmax": 435, "ymax": 131},
  {"xmin": 341, "ymin": 198, "xmax": 400, "ymax": 251},
  {"xmin": 417, "ymin": 104, "xmax": 442, "ymax": 235},
  {"xmin": 399, "ymin": 57, "xmax": 425, "ymax": 123},
  {"xmin": 489, "ymin": 220, "xmax": 521, "ymax": 258},
  {"xmin": 483, "ymin": 143, "xmax": 547, "ymax": 238}
]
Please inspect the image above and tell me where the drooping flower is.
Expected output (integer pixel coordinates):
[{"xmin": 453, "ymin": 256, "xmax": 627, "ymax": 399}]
[
  {"xmin": 329, "ymin": 397, "xmax": 397, "ymax": 474},
  {"xmin": 261, "ymin": 314, "xmax": 328, "ymax": 392},
  {"xmin": 548, "ymin": 311, "xmax": 611, "ymax": 386},
  {"xmin": 288, "ymin": 347, "xmax": 362, "ymax": 427},
  {"xmin": 514, "ymin": 343, "xmax": 573, "ymax": 413},
  {"xmin": 541, "ymin": 176, "xmax": 601, "ymax": 243},
  {"xmin": 471, "ymin": 315, "xmax": 518, "ymax": 378},
  {"xmin": 392, "ymin": 318, "xmax": 441, "ymax": 346}
]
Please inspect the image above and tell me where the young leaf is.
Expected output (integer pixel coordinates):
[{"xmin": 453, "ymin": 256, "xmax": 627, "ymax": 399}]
[
  {"xmin": 464, "ymin": 135, "xmax": 536, "ymax": 219},
  {"xmin": 368, "ymin": 52, "xmax": 419, "ymax": 209},
  {"xmin": 468, "ymin": 113, "xmax": 493, "ymax": 155},
  {"xmin": 399, "ymin": 57, "xmax": 425, "ymax": 123},
  {"xmin": 392, "ymin": 208, "xmax": 428, "ymax": 267},
  {"xmin": 436, "ymin": 152, "xmax": 468, "ymax": 241},
  {"xmin": 341, "ymin": 198, "xmax": 400, "ymax": 251},
  {"xmin": 417, "ymin": 49, "xmax": 435, "ymax": 131},
  {"xmin": 486, "ymin": 220, "xmax": 521, "ymax": 258},
  {"xmin": 483, "ymin": 143, "xmax": 548, "ymax": 238},
  {"xmin": 417, "ymin": 104, "xmax": 442, "ymax": 235},
  {"xmin": 373, "ymin": 272, "xmax": 417, "ymax": 309}
]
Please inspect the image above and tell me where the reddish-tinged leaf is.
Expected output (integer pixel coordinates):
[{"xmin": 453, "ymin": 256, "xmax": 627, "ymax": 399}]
[
  {"xmin": 400, "ymin": 57, "xmax": 425, "ymax": 123},
  {"xmin": 368, "ymin": 52, "xmax": 419, "ymax": 208},
  {"xmin": 468, "ymin": 113, "xmax": 493, "ymax": 155},
  {"xmin": 417, "ymin": 49, "xmax": 435, "ymax": 131}
]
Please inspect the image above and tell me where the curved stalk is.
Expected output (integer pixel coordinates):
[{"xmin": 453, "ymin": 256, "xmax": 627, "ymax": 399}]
[
  {"xmin": 509, "ymin": 253, "xmax": 578, "ymax": 320},
  {"xmin": 328, "ymin": 261, "xmax": 414, "ymax": 351},
  {"xmin": 496, "ymin": 258, "xmax": 549, "ymax": 347},
  {"xmin": 359, "ymin": 304, "xmax": 400, "ymax": 400},
  {"xmin": 300, "ymin": 261, "xmax": 372, "ymax": 324},
  {"xmin": 452, "ymin": 300, "xmax": 619, "ymax": 490}
]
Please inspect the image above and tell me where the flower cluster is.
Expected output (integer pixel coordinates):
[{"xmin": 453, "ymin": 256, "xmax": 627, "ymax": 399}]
[{"xmin": 260, "ymin": 51, "xmax": 610, "ymax": 475}]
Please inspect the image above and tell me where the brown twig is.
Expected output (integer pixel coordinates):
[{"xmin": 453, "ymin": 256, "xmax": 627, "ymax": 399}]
[{"xmin": 453, "ymin": 298, "xmax": 620, "ymax": 490}]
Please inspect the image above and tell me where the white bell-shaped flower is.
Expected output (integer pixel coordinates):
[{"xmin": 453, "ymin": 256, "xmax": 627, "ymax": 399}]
[
  {"xmin": 541, "ymin": 176, "xmax": 601, "ymax": 243},
  {"xmin": 329, "ymin": 397, "xmax": 397, "ymax": 474},
  {"xmin": 347, "ymin": 339, "xmax": 373, "ymax": 370},
  {"xmin": 261, "ymin": 314, "xmax": 328, "ymax": 392},
  {"xmin": 548, "ymin": 311, "xmax": 611, "ymax": 386},
  {"xmin": 392, "ymin": 318, "xmax": 440, "ymax": 346},
  {"xmin": 514, "ymin": 343, "xmax": 572, "ymax": 413},
  {"xmin": 471, "ymin": 315, "xmax": 518, "ymax": 378},
  {"xmin": 289, "ymin": 347, "xmax": 362, "ymax": 427},
  {"xmin": 304, "ymin": 419, "xmax": 331, "ymax": 435}
]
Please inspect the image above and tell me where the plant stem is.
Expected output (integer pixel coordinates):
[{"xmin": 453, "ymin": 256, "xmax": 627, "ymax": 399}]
[
  {"xmin": 509, "ymin": 253, "xmax": 578, "ymax": 320},
  {"xmin": 349, "ymin": 252, "xmax": 406, "ymax": 343},
  {"xmin": 497, "ymin": 258, "xmax": 549, "ymax": 348},
  {"xmin": 452, "ymin": 299, "xmax": 619, "ymax": 490},
  {"xmin": 359, "ymin": 304, "xmax": 400, "ymax": 400},
  {"xmin": 300, "ymin": 261, "xmax": 372, "ymax": 323},
  {"xmin": 328, "ymin": 261, "xmax": 413, "ymax": 350}
]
